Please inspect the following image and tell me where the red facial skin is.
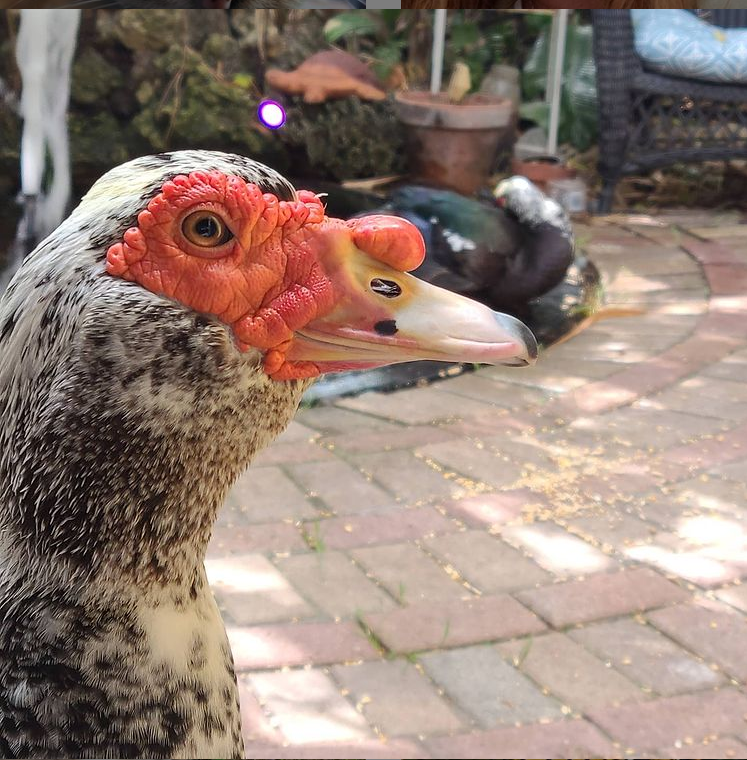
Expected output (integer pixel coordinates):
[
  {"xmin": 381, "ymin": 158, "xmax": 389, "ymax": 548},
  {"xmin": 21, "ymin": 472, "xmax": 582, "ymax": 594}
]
[{"xmin": 106, "ymin": 170, "xmax": 424, "ymax": 381}]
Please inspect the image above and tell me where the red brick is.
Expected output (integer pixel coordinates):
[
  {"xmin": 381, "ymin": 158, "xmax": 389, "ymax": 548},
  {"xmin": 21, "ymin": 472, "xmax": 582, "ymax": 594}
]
[
  {"xmin": 424, "ymin": 530, "xmax": 551, "ymax": 593},
  {"xmin": 500, "ymin": 522, "xmax": 617, "ymax": 577},
  {"xmin": 223, "ymin": 466, "xmax": 316, "ymax": 523},
  {"xmin": 568, "ymin": 406, "xmax": 732, "ymax": 452},
  {"xmin": 444, "ymin": 490, "xmax": 550, "ymax": 528},
  {"xmin": 297, "ymin": 405, "xmax": 399, "ymax": 434},
  {"xmin": 593, "ymin": 361, "xmax": 686, "ymax": 400},
  {"xmin": 350, "ymin": 450, "xmax": 465, "ymax": 503},
  {"xmin": 251, "ymin": 440, "xmax": 335, "ymax": 467},
  {"xmin": 276, "ymin": 551, "xmax": 396, "ymax": 618},
  {"xmin": 588, "ymin": 688, "xmax": 747, "ymax": 752},
  {"xmin": 557, "ymin": 332, "xmax": 743, "ymax": 418},
  {"xmin": 516, "ymin": 568, "xmax": 689, "ymax": 628},
  {"xmin": 645, "ymin": 455, "xmax": 701, "ymax": 484},
  {"xmin": 681, "ymin": 238, "xmax": 744, "ymax": 266},
  {"xmin": 662, "ymin": 421, "xmax": 747, "ymax": 468},
  {"xmin": 696, "ymin": 310, "xmax": 747, "ymax": 342},
  {"xmin": 207, "ymin": 554, "xmax": 314, "ymax": 625},
  {"xmin": 557, "ymin": 381, "xmax": 638, "ymax": 416},
  {"xmin": 362, "ymin": 594, "xmax": 546, "ymax": 653},
  {"xmin": 322, "ymin": 424, "xmax": 456, "ymax": 454},
  {"xmin": 498, "ymin": 633, "xmax": 645, "ymax": 713},
  {"xmin": 208, "ymin": 522, "xmax": 307, "ymax": 556},
  {"xmin": 426, "ymin": 718, "xmax": 617, "ymax": 759},
  {"xmin": 287, "ymin": 459, "xmax": 392, "ymax": 515},
  {"xmin": 237, "ymin": 675, "xmax": 283, "ymax": 745},
  {"xmin": 607, "ymin": 271, "xmax": 703, "ymax": 294},
  {"xmin": 337, "ymin": 385, "xmax": 502, "ymax": 425},
  {"xmin": 247, "ymin": 669, "xmax": 371, "ymax": 743},
  {"xmin": 666, "ymin": 333, "xmax": 742, "ymax": 367},
  {"xmin": 226, "ymin": 621, "xmax": 379, "ymax": 670},
  {"xmin": 716, "ymin": 584, "xmax": 747, "ymax": 614},
  {"xmin": 704, "ymin": 264, "xmax": 747, "ymax": 296},
  {"xmin": 642, "ymin": 376, "xmax": 747, "ymax": 422},
  {"xmin": 624, "ymin": 534, "xmax": 745, "ymax": 589},
  {"xmin": 351, "ymin": 542, "xmax": 466, "ymax": 603},
  {"xmin": 631, "ymin": 223, "xmax": 689, "ymax": 247},
  {"xmin": 704, "ymin": 350, "xmax": 747, "ymax": 383},
  {"xmin": 657, "ymin": 737, "xmax": 747, "ymax": 759},
  {"xmin": 570, "ymin": 618, "xmax": 725, "ymax": 697},
  {"xmin": 573, "ymin": 469, "xmax": 661, "ymax": 503},
  {"xmin": 647, "ymin": 601, "xmax": 747, "ymax": 681},
  {"xmin": 712, "ymin": 293, "xmax": 747, "ymax": 315},
  {"xmin": 305, "ymin": 506, "xmax": 456, "ymax": 550},
  {"xmin": 709, "ymin": 454, "xmax": 747, "ymax": 481},
  {"xmin": 436, "ymin": 371, "xmax": 552, "ymax": 408},
  {"xmin": 448, "ymin": 408, "xmax": 542, "ymax": 438},
  {"xmin": 331, "ymin": 660, "xmax": 464, "ymax": 736},
  {"xmin": 416, "ymin": 439, "xmax": 526, "ymax": 490},
  {"xmin": 565, "ymin": 510, "xmax": 658, "ymax": 549},
  {"xmin": 243, "ymin": 739, "xmax": 427, "ymax": 759},
  {"xmin": 649, "ymin": 475, "xmax": 747, "ymax": 525}
]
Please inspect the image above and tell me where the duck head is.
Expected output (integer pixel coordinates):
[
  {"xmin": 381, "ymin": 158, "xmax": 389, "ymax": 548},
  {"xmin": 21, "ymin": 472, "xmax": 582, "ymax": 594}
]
[
  {"xmin": 493, "ymin": 175, "xmax": 573, "ymax": 241},
  {"xmin": 101, "ymin": 155, "xmax": 537, "ymax": 379}
]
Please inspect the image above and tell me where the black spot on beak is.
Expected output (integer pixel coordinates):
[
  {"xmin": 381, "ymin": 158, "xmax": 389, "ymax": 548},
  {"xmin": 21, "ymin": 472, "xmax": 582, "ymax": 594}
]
[{"xmin": 374, "ymin": 320, "xmax": 398, "ymax": 336}]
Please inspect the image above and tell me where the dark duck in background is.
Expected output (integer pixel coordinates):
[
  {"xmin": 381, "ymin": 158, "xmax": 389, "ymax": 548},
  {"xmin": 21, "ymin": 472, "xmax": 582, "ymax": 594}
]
[
  {"xmin": 357, "ymin": 176, "xmax": 575, "ymax": 321},
  {"xmin": 0, "ymin": 151, "xmax": 536, "ymax": 759}
]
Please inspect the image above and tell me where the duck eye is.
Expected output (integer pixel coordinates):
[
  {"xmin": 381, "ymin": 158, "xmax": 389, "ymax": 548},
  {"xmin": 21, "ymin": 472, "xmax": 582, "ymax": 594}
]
[
  {"xmin": 370, "ymin": 278, "xmax": 402, "ymax": 298},
  {"xmin": 182, "ymin": 211, "xmax": 233, "ymax": 248}
]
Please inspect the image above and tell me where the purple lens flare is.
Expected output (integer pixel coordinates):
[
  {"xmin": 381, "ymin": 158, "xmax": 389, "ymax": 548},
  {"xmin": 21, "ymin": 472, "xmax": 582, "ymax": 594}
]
[{"xmin": 258, "ymin": 100, "xmax": 286, "ymax": 129}]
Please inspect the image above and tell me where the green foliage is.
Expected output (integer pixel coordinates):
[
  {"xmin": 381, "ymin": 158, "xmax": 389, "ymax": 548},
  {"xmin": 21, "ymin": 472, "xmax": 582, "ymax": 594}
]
[
  {"xmin": 521, "ymin": 16, "xmax": 598, "ymax": 151},
  {"xmin": 323, "ymin": 9, "xmax": 408, "ymax": 81},
  {"xmin": 132, "ymin": 44, "xmax": 271, "ymax": 162},
  {"xmin": 370, "ymin": 39, "xmax": 406, "ymax": 83},
  {"xmin": 69, "ymin": 111, "xmax": 142, "ymax": 169},
  {"xmin": 443, "ymin": 12, "xmax": 519, "ymax": 93},
  {"xmin": 70, "ymin": 49, "xmax": 124, "ymax": 106},
  {"xmin": 232, "ymin": 73, "xmax": 254, "ymax": 90},
  {"xmin": 321, "ymin": 10, "xmax": 520, "ymax": 93},
  {"xmin": 324, "ymin": 12, "xmax": 385, "ymax": 44},
  {"xmin": 279, "ymin": 96, "xmax": 406, "ymax": 181}
]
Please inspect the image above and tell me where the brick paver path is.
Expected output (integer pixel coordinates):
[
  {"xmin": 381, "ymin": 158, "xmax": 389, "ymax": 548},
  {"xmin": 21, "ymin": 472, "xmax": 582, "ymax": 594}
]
[{"xmin": 208, "ymin": 211, "xmax": 747, "ymax": 759}]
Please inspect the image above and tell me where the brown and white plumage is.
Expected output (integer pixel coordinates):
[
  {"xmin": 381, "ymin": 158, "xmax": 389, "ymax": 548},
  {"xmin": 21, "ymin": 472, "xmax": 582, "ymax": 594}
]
[{"xmin": 0, "ymin": 151, "xmax": 536, "ymax": 758}]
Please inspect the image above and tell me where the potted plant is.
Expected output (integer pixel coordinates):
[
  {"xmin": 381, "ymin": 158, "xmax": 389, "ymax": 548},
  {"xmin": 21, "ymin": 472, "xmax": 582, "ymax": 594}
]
[
  {"xmin": 324, "ymin": 10, "xmax": 517, "ymax": 196},
  {"xmin": 392, "ymin": 12, "xmax": 516, "ymax": 195},
  {"xmin": 395, "ymin": 84, "xmax": 512, "ymax": 196}
]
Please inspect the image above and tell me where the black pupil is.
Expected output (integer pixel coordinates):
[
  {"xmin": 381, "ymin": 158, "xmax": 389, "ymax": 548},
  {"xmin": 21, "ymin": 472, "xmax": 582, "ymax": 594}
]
[
  {"xmin": 370, "ymin": 278, "xmax": 402, "ymax": 298},
  {"xmin": 195, "ymin": 216, "xmax": 219, "ymax": 239}
]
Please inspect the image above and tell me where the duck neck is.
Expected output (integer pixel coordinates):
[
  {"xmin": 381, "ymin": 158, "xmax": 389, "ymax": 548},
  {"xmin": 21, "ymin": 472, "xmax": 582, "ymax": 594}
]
[{"xmin": 0, "ymin": 312, "xmax": 307, "ymax": 593}]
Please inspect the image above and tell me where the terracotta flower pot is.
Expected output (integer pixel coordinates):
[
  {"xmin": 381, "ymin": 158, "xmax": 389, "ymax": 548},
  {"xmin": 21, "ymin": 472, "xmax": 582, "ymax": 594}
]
[
  {"xmin": 394, "ymin": 91, "xmax": 513, "ymax": 196},
  {"xmin": 510, "ymin": 155, "xmax": 576, "ymax": 193}
]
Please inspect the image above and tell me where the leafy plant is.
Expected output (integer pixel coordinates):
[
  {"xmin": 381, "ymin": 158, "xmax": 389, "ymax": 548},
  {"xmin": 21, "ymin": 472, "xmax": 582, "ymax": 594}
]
[
  {"xmin": 323, "ymin": 10, "xmax": 411, "ymax": 82},
  {"xmin": 441, "ymin": 11, "xmax": 521, "ymax": 93},
  {"xmin": 521, "ymin": 15, "xmax": 598, "ymax": 151},
  {"xmin": 322, "ymin": 10, "xmax": 523, "ymax": 95}
]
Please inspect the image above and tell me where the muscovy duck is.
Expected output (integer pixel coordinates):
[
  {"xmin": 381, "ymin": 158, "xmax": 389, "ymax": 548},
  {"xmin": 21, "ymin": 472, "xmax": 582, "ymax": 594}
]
[
  {"xmin": 360, "ymin": 176, "xmax": 575, "ymax": 318},
  {"xmin": 0, "ymin": 151, "xmax": 536, "ymax": 759}
]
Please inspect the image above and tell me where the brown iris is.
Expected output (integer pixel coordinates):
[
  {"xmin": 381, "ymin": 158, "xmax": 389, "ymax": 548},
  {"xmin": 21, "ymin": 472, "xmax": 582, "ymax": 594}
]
[{"xmin": 182, "ymin": 211, "xmax": 233, "ymax": 248}]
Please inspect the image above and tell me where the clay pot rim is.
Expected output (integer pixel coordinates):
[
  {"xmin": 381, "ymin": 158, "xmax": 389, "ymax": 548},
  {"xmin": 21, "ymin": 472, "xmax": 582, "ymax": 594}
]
[
  {"xmin": 510, "ymin": 156, "xmax": 576, "ymax": 190},
  {"xmin": 395, "ymin": 89, "xmax": 513, "ymax": 131},
  {"xmin": 395, "ymin": 90, "xmax": 511, "ymax": 110}
]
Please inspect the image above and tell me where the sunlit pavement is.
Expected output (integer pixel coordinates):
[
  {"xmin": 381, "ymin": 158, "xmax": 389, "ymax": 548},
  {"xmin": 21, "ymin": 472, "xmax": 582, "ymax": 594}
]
[{"xmin": 208, "ymin": 210, "xmax": 747, "ymax": 760}]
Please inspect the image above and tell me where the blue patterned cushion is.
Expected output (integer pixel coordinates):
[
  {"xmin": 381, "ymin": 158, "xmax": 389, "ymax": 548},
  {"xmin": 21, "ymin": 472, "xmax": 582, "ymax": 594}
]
[{"xmin": 632, "ymin": 9, "xmax": 747, "ymax": 84}]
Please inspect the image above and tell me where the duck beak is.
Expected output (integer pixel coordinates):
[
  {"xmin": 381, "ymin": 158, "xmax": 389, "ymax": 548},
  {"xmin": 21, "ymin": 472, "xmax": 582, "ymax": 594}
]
[{"xmin": 285, "ymin": 229, "xmax": 538, "ymax": 375}]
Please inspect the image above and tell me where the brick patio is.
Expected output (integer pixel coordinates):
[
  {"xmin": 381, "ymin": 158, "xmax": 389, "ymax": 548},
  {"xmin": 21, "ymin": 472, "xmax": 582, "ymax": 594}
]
[{"xmin": 208, "ymin": 211, "xmax": 747, "ymax": 759}]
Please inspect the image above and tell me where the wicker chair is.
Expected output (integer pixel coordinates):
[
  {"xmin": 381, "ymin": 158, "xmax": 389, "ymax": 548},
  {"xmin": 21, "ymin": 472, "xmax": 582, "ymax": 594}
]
[{"xmin": 591, "ymin": 9, "xmax": 747, "ymax": 212}]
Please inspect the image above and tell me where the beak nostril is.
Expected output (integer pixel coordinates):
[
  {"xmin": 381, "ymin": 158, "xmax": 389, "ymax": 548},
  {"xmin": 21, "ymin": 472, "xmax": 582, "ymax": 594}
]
[
  {"xmin": 370, "ymin": 279, "xmax": 402, "ymax": 298},
  {"xmin": 374, "ymin": 320, "xmax": 398, "ymax": 336}
]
